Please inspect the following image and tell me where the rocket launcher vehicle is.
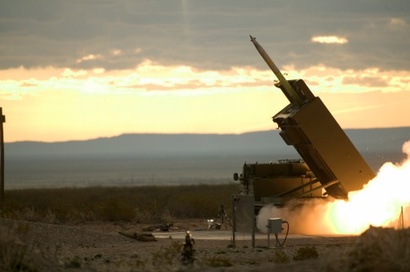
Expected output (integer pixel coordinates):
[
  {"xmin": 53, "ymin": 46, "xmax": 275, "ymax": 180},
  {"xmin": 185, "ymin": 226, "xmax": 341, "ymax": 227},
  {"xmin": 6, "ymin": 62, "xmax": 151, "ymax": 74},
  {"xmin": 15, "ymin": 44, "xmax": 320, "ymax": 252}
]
[{"xmin": 250, "ymin": 35, "xmax": 375, "ymax": 199}]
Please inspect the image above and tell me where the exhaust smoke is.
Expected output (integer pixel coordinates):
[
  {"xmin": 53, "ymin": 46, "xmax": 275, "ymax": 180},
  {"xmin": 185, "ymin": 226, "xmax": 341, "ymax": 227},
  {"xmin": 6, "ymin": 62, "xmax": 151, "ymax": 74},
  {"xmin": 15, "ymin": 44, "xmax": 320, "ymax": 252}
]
[{"xmin": 257, "ymin": 141, "xmax": 410, "ymax": 235}]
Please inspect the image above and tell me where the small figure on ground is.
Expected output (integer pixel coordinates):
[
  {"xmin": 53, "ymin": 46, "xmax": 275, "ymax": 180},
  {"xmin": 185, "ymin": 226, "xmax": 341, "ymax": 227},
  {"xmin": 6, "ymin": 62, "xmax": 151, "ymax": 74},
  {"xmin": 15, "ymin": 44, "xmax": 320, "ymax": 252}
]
[
  {"xmin": 185, "ymin": 230, "xmax": 195, "ymax": 246},
  {"xmin": 181, "ymin": 230, "xmax": 195, "ymax": 265}
]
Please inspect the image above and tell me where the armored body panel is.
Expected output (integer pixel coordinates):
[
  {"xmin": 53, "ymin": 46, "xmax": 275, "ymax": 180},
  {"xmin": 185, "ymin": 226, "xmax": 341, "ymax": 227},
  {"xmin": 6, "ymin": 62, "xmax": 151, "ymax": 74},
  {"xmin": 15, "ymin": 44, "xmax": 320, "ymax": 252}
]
[
  {"xmin": 250, "ymin": 36, "xmax": 376, "ymax": 199},
  {"xmin": 273, "ymin": 81, "xmax": 375, "ymax": 199},
  {"xmin": 236, "ymin": 160, "xmax": 321, "ymax": 207}
]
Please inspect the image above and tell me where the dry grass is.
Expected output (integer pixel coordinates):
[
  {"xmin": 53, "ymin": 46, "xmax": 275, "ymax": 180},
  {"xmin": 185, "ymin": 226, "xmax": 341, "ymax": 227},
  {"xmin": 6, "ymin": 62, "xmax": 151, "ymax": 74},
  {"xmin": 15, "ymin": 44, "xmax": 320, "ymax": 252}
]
[
  {"xmin": 1, "ymin": 184, "xmax": 239, "ymax": 224},
  {"xmin": 0, "ymin": 221, "xmax": 57, "ymax": 272},
  {"xmin": 1, "ymin": 185, "xmax": 410, "ymax": 271},
  {"xmin": 326, "ymin": 226, "xmax": 410, "ymax": 272}
]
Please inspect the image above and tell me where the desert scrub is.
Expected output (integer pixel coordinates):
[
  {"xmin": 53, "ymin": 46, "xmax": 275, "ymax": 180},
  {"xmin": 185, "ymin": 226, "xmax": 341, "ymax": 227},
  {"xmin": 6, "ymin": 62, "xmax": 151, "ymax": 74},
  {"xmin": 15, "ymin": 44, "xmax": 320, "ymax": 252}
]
[
  {"xmin": 3, "ymin": 184, "xmax": 238, "ymax": 223},
  {"xmin": 0, "ymin": 240, "xmax": 32, "ymax": 271},
  {"xmin": 332, "ymin": 227, "xmax": 410, "ymax": 272},
  {"xmin": 0, "ymin": 224, "xmax": 37, "ymax": 272},
  {"xmin": 293, "ymin": 245, "xmax": 319, "ymax": 261},
  {"xmin": 273, "ymin": 250, "xmax": 290, "ymax": 263},
  {"xmin": 151, "ymin": 241, "xmax": 183, "ymax": 266},
  {"xmin": 204, "ymin": 256, "xmax": 232, "ymax": 267},
  {"xmin": 65, "ymin": 256, "xmax": 82, "ymax": 268},
  {"xmin": 94, "ymin": 197, "xmax": 136, "ymax": 221}
]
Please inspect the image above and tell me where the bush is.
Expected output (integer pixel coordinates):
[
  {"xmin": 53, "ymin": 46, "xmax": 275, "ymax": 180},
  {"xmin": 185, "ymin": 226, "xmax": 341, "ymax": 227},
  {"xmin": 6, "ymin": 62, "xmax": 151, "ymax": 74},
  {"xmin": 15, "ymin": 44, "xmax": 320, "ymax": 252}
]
[
  {"xmin": 204, "ymin": 256, "xmax": 232, "ymax": 267},
  {"xmin": 151, "ymin": 241, "xmax": 183, "ymax": 266},
  {"xmin": 94, "ymin": 197, "xmax": 135, "ymax": 221},
  {"xmin": 66, "ymin": 256, "xmax": 81, "ymax": 268},
  {"xmin": 293, "ymin": 245, "xmax": 318, "ymax": 261},
  {"xmin": 336, "ymin": 227, "xmax": 410, "ymax": 272},
  {"xmin": 2, "ymin": 184, "xmax": 238, "ymax": 223},
  {"xmin": 273, "ymin": 250, "xmax": 290, "ymax": 263},
  {"xmin": 0, "ymin": 224, "xmax": 38, "ymax": 272}
]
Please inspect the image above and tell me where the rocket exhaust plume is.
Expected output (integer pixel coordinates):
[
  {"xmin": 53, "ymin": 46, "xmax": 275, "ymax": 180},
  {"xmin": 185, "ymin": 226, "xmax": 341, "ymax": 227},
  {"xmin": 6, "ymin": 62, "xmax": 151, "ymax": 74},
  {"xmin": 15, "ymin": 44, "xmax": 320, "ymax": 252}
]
[{"xmin": 257, "ymin": 141, "xmax": 410, "ymax": 235}]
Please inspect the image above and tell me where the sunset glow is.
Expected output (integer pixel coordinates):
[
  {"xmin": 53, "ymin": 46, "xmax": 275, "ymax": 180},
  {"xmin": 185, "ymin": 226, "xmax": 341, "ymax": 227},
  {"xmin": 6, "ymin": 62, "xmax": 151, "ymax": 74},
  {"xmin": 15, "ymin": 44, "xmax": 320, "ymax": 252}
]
[
  {"xmin": 2, "ymin": 60, "xmax": 410, "ymax": 142},
  {"xmin": 1, "ymin": 1, "xmax": 410, "ymax": 143}
]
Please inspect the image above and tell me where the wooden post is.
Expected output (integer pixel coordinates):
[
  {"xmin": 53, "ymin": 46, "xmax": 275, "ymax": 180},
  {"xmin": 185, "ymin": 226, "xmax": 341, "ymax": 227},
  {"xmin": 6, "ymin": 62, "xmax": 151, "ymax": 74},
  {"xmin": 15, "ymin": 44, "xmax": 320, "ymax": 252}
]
[{"xmin": 0, "ymin": 108, "xmax": 5, "ymax": 208}]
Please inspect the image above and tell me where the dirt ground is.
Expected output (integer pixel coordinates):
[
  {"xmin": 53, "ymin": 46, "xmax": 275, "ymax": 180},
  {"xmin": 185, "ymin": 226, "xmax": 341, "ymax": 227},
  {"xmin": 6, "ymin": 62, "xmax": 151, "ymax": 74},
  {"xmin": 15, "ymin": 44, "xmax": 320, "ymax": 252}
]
[{"xmin": 1, "ymin": 218, "xmax": 409, "ymax": 271}]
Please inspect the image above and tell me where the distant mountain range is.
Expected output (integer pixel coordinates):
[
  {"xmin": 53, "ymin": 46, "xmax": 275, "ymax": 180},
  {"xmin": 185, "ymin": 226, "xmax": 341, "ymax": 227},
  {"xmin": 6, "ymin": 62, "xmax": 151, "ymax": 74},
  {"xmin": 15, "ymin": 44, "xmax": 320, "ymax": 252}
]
[
  {"xmin": 4, "ymin": 127, "xmax": 410, "ymax": 189},
  {"xmin": 6, "ymin": 127, "xmax": 410, "ymax": 159}
]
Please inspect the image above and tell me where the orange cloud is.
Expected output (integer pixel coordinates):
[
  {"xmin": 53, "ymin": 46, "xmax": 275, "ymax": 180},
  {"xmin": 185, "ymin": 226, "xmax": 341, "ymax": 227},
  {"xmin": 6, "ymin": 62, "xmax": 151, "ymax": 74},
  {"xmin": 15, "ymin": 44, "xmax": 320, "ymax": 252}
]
[{"xmin": 1, "ymin": 60, "xmax": 410, "ymax": 142}]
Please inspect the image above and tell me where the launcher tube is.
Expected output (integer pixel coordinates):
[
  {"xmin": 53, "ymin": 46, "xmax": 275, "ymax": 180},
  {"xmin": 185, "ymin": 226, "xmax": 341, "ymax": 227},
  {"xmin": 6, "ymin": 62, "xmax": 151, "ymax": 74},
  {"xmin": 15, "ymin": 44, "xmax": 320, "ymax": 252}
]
[{"xmin": 250, "ymin": 35, "xmax": 303, "ymax": 105}]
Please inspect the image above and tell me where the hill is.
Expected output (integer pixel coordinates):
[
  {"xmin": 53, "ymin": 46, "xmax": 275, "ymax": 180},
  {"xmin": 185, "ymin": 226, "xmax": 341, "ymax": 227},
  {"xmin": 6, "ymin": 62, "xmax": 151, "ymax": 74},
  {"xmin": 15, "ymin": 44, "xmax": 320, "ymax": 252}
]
[
  {"xmin": 4, "ymin": 127, "xmax": 410, "ymax": 189},
  {"xmin": 6, "ymin": 127, "xmax": 410, "ymax": 158}
]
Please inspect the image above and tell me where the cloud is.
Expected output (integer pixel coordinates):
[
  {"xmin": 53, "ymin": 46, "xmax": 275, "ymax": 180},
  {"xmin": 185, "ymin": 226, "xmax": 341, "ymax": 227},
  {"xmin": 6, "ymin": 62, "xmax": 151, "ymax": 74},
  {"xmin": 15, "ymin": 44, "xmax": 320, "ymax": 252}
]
[
  {"xmin": 0, "ymin": 0, "xmax": 409, "ymax": 72},
  {"xmin": 342, "ymin": 75, "xmax": 388, "ymax": 87},
  {"xmin": 311, "ymin": 35, "xmax": 348, "ymax": 44},
  {"xmin": 2, "ymin": 59, "xmax": 410, "ymax": 103},
  {"xmin": 19, "ymin": 81, "xmax": 38, "ymax": 88},
  {"xmin": 388, "ymin": 18, "xmax": 407, "ymax": 29},
  {"xmin": 76, "ymin": 54, "xmax": 103, "ymax": 64}
]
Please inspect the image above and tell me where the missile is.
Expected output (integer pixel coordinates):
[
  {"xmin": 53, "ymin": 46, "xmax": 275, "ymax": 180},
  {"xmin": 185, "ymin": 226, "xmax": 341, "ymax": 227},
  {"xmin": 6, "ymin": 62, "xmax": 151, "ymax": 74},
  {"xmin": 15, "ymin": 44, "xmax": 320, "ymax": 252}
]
[{"xmin": 249, "ymin": 35, "xmax": 303, "ymax": 105}]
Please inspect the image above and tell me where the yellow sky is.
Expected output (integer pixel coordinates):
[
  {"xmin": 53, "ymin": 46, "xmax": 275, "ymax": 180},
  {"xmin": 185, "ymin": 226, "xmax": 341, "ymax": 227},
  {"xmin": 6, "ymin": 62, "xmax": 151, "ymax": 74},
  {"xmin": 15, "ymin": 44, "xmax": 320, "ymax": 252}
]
[{"xmin": 1, "ymin": 60, "xmax": 410, "ymax": 142}]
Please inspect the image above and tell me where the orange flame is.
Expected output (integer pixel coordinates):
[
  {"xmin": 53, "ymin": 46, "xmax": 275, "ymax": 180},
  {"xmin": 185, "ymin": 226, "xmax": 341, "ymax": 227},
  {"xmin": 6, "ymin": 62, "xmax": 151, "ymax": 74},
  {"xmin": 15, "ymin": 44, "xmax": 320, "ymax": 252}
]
[
  {"xmin": 257, "ymin": 141, "xmax": 410, "ymax": 235},
  {"xmin": 325, "ymin": 140, "xmax": 410, "ymax": 234}
]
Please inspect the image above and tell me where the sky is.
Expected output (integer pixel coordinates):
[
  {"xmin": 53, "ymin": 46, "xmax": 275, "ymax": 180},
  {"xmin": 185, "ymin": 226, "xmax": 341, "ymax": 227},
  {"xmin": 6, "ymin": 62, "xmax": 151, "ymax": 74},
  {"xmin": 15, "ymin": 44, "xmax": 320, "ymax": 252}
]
[{"xmin": 1, "ymin": 0, "xmax": 410, "ymax": 143}]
